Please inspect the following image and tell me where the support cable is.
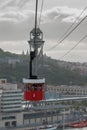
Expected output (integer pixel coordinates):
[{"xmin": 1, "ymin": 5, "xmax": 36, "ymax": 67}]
[
  {"xmin": 59, "ymin": 35, "xmax": 87, "ymax": 60},
  {"xmin": 47, "ymin": 6, "xmax": 87, "ymax": 52},
  {"xmin": 38, "ymin": 0, "xmax": 45, "ymax": 28},
  {"xmin": 29, "ymin": 0, "xmax": 39, "ymax": 78},
  {"xmin": 35, "ymin": 0, "xmax": 38, "ymax": 34},
  {"xmin": 34, "ymin": 0, "xmax": 38, "ymax": 48},
  {"xmin": 57, "ymin": 6, "xmax": 87, "ymax": 45}
]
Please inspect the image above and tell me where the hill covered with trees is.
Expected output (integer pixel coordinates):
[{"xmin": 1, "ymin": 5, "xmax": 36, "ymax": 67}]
[{"xmin": 0, "ymin": 48, "xmax": 87, "ymax": 86}]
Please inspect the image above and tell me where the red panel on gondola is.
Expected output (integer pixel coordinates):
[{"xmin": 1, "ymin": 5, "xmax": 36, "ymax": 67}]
[
  {"xmin": 24, "ymin": 91, "xmax": 44, "ymax": 101},
  {"xmin": 24, "ymin": 83, "xmax": 44, "ymax": 101}
]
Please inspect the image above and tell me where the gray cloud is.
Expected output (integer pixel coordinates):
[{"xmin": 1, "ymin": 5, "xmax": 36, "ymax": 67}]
[
  {"xmin": 0, "ymin": 4, "xmax": 86, "ymax": 41},
  {"xmin": 42, "ymin": 6, "xmax": 87, "ymax": 24},
  {"xmin": 0, "ymin": 0, "xmax": 87, "ymax": 62},
  {"xmin": 0, "ymin": 0, "xmax": 32, "ymax": 9}
]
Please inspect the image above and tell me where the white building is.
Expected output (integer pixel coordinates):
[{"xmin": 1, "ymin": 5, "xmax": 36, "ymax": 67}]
[
  {"xmin": 47, "ymin": 85, "xmax": 87, "ymax": 96},
  {"xmin": 0, "ymin": 79, "xmax": 23, "ymax": 128}
]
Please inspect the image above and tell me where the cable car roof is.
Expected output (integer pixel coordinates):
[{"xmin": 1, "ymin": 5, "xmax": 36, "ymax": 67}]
[{"xmin": 23, "ymin": 78, "xmax": 45, "ymax": 84}]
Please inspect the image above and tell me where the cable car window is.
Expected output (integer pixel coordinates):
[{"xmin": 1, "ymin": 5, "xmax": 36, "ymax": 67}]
[
  {"xmin": 38, "ymin": 84, "xmax": 42, "ymax": 91},
  {"xmin": 32, "ymin": 84, "xmax": 37, "ymax": 91},
  {"xmin": 32, "ymin": 84, "xmax": 34, "ymax": 90},
  {"xmin": 40, "ymin": 86, "xmax": 42, "ymax": 91},
  {"xmin": 24, "ymin": 86, "xmax": 26, "ymax": 91},
  {"xmin": 34, "ymin": 84, "xmax": 37, "ymax": 91},
  {"xmin": 29, "ymin": 84, "xmax": 32, "ymax": 90},
  {"xmin": 27, "ymin": 86, "xmax": 30, "ymax": 91},
  {"xmin": 24, "ymin": 84, "xmax": 31, "ymax": 91}
]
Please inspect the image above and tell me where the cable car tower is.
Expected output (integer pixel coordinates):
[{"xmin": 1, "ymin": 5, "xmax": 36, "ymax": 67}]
[{"xmin": 23, "ymin": 0, "xmax": 45, "ymax": 101}]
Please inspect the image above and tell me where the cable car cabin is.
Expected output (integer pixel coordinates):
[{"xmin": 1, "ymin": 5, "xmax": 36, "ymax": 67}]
[{"xmin": 23, "ymin": 78, "xmax": 45, "ymax": 101}]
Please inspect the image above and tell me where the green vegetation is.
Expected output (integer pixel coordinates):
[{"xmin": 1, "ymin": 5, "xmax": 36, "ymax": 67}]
[{"xmin": 0, "ymin": 48, "xmax": 87, "ymax": 85}]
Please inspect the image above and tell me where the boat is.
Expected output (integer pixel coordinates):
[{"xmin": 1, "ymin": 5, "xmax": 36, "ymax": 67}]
[
  {"xmin": 39, "ymin": 125, "xmax": 57, "ymax": 130},
  {"xmin": 68, "ymin": 121, "xmax": 87, "ymax": 128}
]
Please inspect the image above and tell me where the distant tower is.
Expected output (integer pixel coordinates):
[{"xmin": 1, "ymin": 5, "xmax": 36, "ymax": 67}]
[{"xmin": 23, "ymin": 0, "xmax": 45, "ymax": 101}]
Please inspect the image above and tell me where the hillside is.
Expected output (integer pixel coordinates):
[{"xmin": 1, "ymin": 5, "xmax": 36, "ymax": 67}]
[{"xmin": 0, "ymin": 48, "xmax": 87, "ymax": 85}]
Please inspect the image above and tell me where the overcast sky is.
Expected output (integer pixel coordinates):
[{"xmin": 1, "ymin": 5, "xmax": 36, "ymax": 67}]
[{"xmin": 0, "ymin": 0, "xmax": 87, "ymax": 62}]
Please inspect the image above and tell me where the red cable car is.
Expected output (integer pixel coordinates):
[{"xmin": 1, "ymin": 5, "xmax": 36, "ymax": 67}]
[
  {"xmin": 23, "ymin": 0, "xmax": 45, "ymax": 102},
  {"xmin": 23, "ymin": 78, "xmax": 45, "ymax": 101}
]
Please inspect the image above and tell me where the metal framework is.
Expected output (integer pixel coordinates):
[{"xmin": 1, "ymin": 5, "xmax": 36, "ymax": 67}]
[{"xmin": 28, "ymin": 0, "xmax": 44, "ymax": 79}]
